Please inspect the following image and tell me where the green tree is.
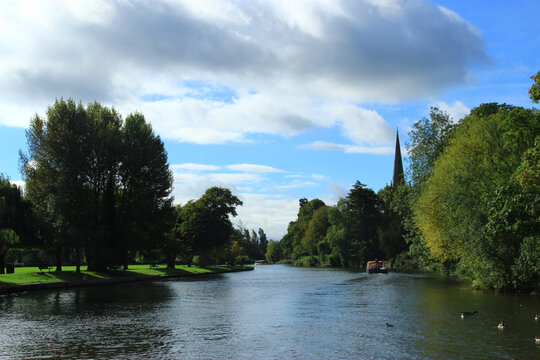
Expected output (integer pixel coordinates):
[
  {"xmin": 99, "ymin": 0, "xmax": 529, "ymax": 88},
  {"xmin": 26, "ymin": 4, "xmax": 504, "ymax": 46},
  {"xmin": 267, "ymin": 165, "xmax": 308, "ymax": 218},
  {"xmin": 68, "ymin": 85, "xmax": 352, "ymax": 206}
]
[
  {"xmin": 405, "ymin": 107, "xmax": 456, "ymax": 269},
  {"xmin": 414, "ymin": 103, "xmax": 539, "ymax": 287},
  {"xmin": 21, "ymin": 99, "xmax": 91, "ymax": 271},
  {"xmin": 529, "ymin": 70, "xmax": 540, "ymax": 103},
  {"xmin": 258, "ymin": 228, "xmax": 268, "ymax": 255},
  {"xmin": 377, "ymin": 185, "xmax": 409, "ymax": 260},
  {"xmin": 325, "ymin": 182, "xmax": 383, "ymax": 268},
  {"xmin": 21, "ymin": 99, "xmax": 174, "ymax": 271},
  {"xmin": 301, "ymin": 206, "xmax": 329, "ymax": 255},
  {"xmin": 265, "ymin": 240, "xmax": 283, "ymax": 263},
  {"xmin": 479, "ymin": 138, "xmax": 540, "ymax": 290},
  {"xmin": 116, "ymin": 112, "xmax": 174, "ymax": 269},
  {"xmin": 406, "ymin": 107, "xmax": 454, "ymax": 188},
  {"xmin": 291, "ymin": 198, "xmax": 326, "ymax": 259},
  {"xmin": 180, "ymin": 187, "xmax": 242, "ymax": 266},
  {"xmin": 0, "ymin": 176, "xmax": 31, "ymax": 273}
]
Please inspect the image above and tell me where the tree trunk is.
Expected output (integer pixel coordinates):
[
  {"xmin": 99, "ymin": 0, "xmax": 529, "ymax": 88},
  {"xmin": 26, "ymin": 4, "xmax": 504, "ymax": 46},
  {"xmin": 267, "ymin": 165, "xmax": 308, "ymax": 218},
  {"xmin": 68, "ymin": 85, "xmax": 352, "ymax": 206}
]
[
  {"xmin": 198, "ymin": 250, "xmax": 209, "ymax": 267},
  {"xmin": 0, "ymin": 251, "xmax": 5, "ymax": 274},
  {"xmin": 123, "ymin": 250, "xmax": 128, "ymax": 270},
  {"xmin": 75, "ymin": 248, "xmax": 81, "ymax": 273},
  {"xmin": 55, "ymin": 246, "xmax": 62, "ymax": 272},
  {"xmin": 166, "ymin": 254, "xmax": 176, "ymax": 269}
]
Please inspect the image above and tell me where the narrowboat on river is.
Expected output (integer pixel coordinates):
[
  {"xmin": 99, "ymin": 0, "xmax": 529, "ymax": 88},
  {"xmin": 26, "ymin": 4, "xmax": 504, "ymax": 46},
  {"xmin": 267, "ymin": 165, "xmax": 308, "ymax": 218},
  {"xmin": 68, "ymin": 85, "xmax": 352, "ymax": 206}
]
[{"xmin": 366, "ymin": 259, "xmax": 388, "ymax": 274}]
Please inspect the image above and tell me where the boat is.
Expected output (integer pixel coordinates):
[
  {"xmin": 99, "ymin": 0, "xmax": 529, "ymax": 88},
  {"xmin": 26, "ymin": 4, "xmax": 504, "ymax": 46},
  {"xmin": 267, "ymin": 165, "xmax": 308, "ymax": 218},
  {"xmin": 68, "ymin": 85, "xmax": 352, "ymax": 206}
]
[
  {"xmin": 254, "ymin": 260, "xmax": 269, "ymax": 265},
  {"xmin": 366, "ymin": 259, "xmax": 388, "ymax": 274}
]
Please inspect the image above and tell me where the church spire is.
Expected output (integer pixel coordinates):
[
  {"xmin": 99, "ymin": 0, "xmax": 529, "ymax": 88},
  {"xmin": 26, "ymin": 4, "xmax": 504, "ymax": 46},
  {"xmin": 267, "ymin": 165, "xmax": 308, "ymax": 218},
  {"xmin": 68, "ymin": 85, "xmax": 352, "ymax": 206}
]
[{"xmin": 392, "ymin": 129, "xmax": 404, "ymax": 188}]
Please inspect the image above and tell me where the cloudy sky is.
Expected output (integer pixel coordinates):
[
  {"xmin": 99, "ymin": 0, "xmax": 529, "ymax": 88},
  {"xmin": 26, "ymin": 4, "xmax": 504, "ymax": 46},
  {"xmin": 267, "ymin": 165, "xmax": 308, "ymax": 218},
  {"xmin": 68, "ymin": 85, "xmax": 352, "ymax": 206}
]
[{"xmin": 0, "ymin": 0, "xmax": 538, "ymax": 239}]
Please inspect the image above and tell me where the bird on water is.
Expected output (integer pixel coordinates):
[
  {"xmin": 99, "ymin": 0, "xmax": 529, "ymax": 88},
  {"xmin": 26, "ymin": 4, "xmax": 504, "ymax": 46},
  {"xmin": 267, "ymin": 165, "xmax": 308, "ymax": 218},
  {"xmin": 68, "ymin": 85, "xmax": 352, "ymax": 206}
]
[
  {"xmin": 497, "ymin": 321, "xmax": 506, "ymax": 330},
  {"xmin": 460, "ymin": 311, "xmax": 478, "ymax": 319},
  {"xmin": 386, "ymin": 323, "xmax": 394, "ymax": 327}
]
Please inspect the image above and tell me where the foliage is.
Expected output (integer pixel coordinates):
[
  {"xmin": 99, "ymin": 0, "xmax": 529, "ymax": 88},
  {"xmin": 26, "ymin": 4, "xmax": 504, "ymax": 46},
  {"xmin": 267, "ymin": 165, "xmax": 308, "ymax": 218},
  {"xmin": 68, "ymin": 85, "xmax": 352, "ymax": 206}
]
[
  {"xmin": 0, "ymin": 175, "xmax": 33, "ymax": 273},
  {"xmin": 406, "ymin": 107, "xmax": 454, "ymax": 188},
  {"xmin": 278, "ymin": 182, "xmax": 384, "ymax": 269},
  {"xmin": 21, "ymin": 99, "xmax": 174, "ymax": 271},
  {"xmin": 301, "ymin": 206, "xmax": 329, "ymax": 254},
  {"xmin": 265, "ymin": 240, "xmax": 283, "ymax": 263},
  {"xmin": 179, "ymin": 187, "xmax": 242, "ymax": 266},
  {"xmin": 413, "ymin": 103, "xmax": 539, "ymax": 290},
  {"xmin": 529, "ymin": 70, "xmax": 540, "ymax": 103},
  {"xmin": 235, "ymin": 255, "xmax": 253, "ymax": 265},
  {"xmin": 377, "ymin": 185, "xmax": 409, "ymax": 260}
]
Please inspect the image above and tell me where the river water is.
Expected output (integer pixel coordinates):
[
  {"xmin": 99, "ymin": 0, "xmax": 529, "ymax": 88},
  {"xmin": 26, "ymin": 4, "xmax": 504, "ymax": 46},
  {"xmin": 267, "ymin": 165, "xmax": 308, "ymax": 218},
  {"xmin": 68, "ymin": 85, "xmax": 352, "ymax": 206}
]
[{"xmin": 0, "ymin": 265, "xmax": 538, "ymax": 359}]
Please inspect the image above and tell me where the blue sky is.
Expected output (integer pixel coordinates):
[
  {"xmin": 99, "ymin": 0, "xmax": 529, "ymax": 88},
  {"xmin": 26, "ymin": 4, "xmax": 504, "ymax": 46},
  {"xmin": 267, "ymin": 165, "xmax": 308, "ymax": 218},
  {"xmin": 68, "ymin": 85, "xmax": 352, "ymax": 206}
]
[{"xmin": 0, "ymin": 0, "xmax": 538, "ymax": 240}]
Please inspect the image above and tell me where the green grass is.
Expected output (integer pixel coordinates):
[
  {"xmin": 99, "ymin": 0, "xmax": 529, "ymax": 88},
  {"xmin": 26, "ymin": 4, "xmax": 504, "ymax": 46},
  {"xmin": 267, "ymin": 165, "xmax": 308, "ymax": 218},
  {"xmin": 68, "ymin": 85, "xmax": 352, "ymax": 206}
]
[{"xmin": 0, "ymin": 264, "xmax": 253, "ymax": 287}]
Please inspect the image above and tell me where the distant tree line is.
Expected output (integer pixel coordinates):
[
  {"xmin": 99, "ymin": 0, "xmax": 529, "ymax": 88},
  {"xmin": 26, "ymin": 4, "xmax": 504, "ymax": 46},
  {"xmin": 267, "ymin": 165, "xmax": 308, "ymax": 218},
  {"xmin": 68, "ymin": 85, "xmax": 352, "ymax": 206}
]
[
  {"xmin": 269, "ymin": 72, "xmax": 539, "ymax": 292},
  {"xmin": 0, "ymin": 99, "xmax": 263, "ymax": 273}
]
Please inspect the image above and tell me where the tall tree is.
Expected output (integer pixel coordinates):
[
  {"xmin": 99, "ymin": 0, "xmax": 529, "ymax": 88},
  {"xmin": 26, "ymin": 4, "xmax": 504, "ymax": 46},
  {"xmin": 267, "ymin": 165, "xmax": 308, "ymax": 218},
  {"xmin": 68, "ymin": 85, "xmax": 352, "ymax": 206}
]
[
  {"xmin": 0, "ymin": 175, "xmax": 31, "ymax": 273},
  {"xmin": 529, "ymin": 70, "xmax": 540, "ymax": 103},
  {"xmin": 22, "ymin": 99, "xmax": 90, "ymax": 271},
  {"xmin": 21, "ymin": 99, "xmax": 174, "ymax": 271},
  {"xmin": 404, "ymin": 107, "xmax": 455, "ymax": 269},
  {"xmin": 325, "ymin": 182, "xmax": 383, "ymax": 268},
  {"xmin": 301, "ymin": 206, "xmax": 329, "ymax": 255},
  {"xmin": 414, "ymin": 103, "xmax": 539, "ymax": 288},
  {"xmin": 406, "ymin": 107, "xmax": 454, "ymax": 189},
  {"xmin": 116, "ymin": 112, "xmax": 174, "ymax": 269},
  {"xmin": 180, "ymin": 187, "xmax": 242, "ymax": 266}
]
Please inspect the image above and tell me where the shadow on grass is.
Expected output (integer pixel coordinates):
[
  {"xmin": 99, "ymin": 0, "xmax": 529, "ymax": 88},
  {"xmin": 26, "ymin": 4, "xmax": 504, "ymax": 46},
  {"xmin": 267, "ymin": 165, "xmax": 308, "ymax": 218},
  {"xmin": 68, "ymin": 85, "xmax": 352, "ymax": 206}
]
[{"xmin": 1, "ymin": 265, "xmax": 253, "ymax": 286}]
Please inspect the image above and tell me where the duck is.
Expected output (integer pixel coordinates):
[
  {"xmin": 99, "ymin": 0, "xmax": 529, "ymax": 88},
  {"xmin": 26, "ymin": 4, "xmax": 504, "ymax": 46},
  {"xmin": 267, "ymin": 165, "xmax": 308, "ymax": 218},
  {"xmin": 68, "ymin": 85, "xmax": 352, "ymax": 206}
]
[
  {"xmin": 460, "ymin": 311, "xmax": 478, "ymax": 319},
  {"xmin": 385, "ymin": 322, "xmax": 394, "ymax": 327},
  {"xmin": 535, "ymin": 336, "xmax": 540, "ymax": 344},
  {"xmin": 497, "ymin": 321, "xmax": 506, "ymax": 330},
  {"xmin": 535, "ymin": 314, "xmax": 539, "ymax": 321}
]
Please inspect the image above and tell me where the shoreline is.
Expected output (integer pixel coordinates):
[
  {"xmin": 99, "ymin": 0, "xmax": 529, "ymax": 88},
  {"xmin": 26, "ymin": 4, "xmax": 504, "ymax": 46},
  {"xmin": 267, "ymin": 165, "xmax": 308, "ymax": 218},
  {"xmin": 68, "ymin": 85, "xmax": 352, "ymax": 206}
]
[{"xmin": 0, "ymin": 266, "xmax": 253, "ymax": 295}]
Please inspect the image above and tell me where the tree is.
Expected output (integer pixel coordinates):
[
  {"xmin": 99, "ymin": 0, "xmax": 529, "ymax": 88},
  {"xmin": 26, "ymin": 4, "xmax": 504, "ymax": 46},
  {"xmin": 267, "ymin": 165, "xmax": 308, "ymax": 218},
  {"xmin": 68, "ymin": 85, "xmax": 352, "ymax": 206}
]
[
  {"xmin": 180, "ymin": 187, "xmax": 242, "ymax": 266},
  {"xmin": 265, "ymin": 240, "xmax": 283, "ymax": 263},
  {"xmin": 21, "ymin": 99, "xmax": 174, "ymax": 271},
  {"xmin": 529, "ymin": 70, "xmax": 540, "ymax": 103},
  {"xmin": 377, "ymin": 185, "xmax": 409, "ymax": 260},
  {"xmin": 21, "ymin": 99, "xmax": 91, "ymax": 271},
  {"xmin": 404, "ymin": 107, "xmax": 456, "ymax": 269},
  {"xmin": 324, "ymin": 182, "xmax": 383, "ymax": 268},
  {"xmin": 406, "ymin": 107, "xmax": 454, "ymax": 189},
  {"xmin": 0, "ymin": 175, "xmax": 31, "ymax": 273},
  {"xmin": 115, "ymin": 112, "xmax": 174, "ymax": 269},
  {"xmin": 258, "ymin": 228, "xmax": 268, "ymax": 255},
  {"xmin": 291, "ymin": 198, "xmax": 326, "ymax": 258},
  {"xmin": 479, "ymin": 138, "xmax": 540, "ymax": 290},
  {"xmin": 301, "ymin": 206, "xmax": 329, "ymax": 255},
  {"xmin": 414, "ymin": 103, "xmax": 539, "ymax": 287}
]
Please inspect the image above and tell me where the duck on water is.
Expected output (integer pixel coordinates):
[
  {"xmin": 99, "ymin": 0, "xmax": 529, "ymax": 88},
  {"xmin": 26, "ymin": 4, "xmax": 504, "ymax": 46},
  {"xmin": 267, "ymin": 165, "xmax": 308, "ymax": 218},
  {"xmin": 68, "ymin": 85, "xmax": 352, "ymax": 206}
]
[{"xmin": 460, "ymin": 311, "xmax": 478, "ymax": 319}]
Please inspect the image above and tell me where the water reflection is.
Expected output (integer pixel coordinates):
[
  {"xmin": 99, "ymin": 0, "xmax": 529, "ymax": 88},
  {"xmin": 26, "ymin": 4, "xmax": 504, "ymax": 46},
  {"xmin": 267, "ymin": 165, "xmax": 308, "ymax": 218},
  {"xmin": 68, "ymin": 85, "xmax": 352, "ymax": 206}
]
[{"xmin": 0, "ymin": 266, "xmax": 538, "ymax": 359}]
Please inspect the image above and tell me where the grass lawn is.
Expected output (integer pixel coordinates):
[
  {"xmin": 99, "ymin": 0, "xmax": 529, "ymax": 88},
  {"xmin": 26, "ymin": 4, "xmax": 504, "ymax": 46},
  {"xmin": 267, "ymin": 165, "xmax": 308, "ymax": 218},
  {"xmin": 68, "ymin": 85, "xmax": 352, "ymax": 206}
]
[{"xmin": 0, "ymin": 264, "xmax": 252, "ymax": 287}]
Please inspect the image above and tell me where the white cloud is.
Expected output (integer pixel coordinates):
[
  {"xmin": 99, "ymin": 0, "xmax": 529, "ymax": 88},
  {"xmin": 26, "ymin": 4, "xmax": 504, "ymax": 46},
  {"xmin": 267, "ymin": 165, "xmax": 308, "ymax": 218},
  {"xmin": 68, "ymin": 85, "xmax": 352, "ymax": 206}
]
[
  {"xmin": 433, "ymin": 100, "xmax": 471, "ymax": 122},
  {"xmin": 300, "ymin": 141, "xmax": 394, "ymax": 155},
  {"xmin": 0, "ymin": 0, "xmax": 487, "ymax": 153},
  {"xmin": 171, "ymin": 163, "xmax": 221, "ymax": 171},
  {"xmin": 226, "ymin": 164, "xmax": 283, "ymax": 173},
  {"xmin": 234, "ymin": 193, "xmax": 299, "ymax": 240}
]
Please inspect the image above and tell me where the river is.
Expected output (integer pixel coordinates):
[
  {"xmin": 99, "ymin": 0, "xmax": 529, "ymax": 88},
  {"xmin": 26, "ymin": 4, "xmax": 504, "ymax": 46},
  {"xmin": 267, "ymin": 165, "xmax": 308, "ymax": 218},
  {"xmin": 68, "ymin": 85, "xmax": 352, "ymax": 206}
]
[{"xmin": 0, "ymin": 265, "xmax": 538, "ymax": 359}]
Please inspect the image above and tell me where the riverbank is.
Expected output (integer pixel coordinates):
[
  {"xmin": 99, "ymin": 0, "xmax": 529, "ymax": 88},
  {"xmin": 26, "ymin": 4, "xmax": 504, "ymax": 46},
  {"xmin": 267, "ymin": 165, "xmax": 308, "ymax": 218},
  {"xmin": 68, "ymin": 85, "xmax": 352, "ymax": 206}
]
[{"xmin": 0, "ymin": 264, "xmax": 253, "ymax": 294}]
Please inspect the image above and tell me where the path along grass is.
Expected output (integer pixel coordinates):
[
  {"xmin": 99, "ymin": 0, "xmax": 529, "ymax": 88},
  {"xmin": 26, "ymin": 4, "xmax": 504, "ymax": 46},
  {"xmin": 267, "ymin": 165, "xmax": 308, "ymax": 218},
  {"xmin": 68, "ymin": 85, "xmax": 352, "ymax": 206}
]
[{"xmin": 0, "ymin": 264, "xmax": 252, "ymax": 287}]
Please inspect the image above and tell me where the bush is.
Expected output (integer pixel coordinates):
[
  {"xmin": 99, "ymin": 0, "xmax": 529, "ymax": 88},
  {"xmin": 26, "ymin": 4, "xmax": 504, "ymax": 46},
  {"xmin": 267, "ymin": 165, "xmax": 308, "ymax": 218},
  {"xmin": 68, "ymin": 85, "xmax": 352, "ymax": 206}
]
[
  {"xmin": 293, "ymin": 255, "xmax": 319, "ymax": 267},
  {"xmin": 235, "ymin": 255, "xmax": 253, "ymax": 265}
]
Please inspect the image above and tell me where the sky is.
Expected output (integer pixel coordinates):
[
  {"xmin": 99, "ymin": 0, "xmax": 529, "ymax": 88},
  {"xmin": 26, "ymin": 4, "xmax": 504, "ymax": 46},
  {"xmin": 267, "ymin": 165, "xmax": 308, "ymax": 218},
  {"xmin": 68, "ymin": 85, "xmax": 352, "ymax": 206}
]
[{"xmin": 0, "ymin": 0, "xmax": 538, "ymax": 240}]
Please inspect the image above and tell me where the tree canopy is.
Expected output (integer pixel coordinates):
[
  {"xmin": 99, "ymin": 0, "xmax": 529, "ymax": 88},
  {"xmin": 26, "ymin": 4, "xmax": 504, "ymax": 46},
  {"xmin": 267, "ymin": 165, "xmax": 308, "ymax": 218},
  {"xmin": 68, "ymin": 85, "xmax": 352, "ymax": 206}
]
[{"xmin": 21, "ymin": 99, "xmax": 174, "ymax": 271}]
